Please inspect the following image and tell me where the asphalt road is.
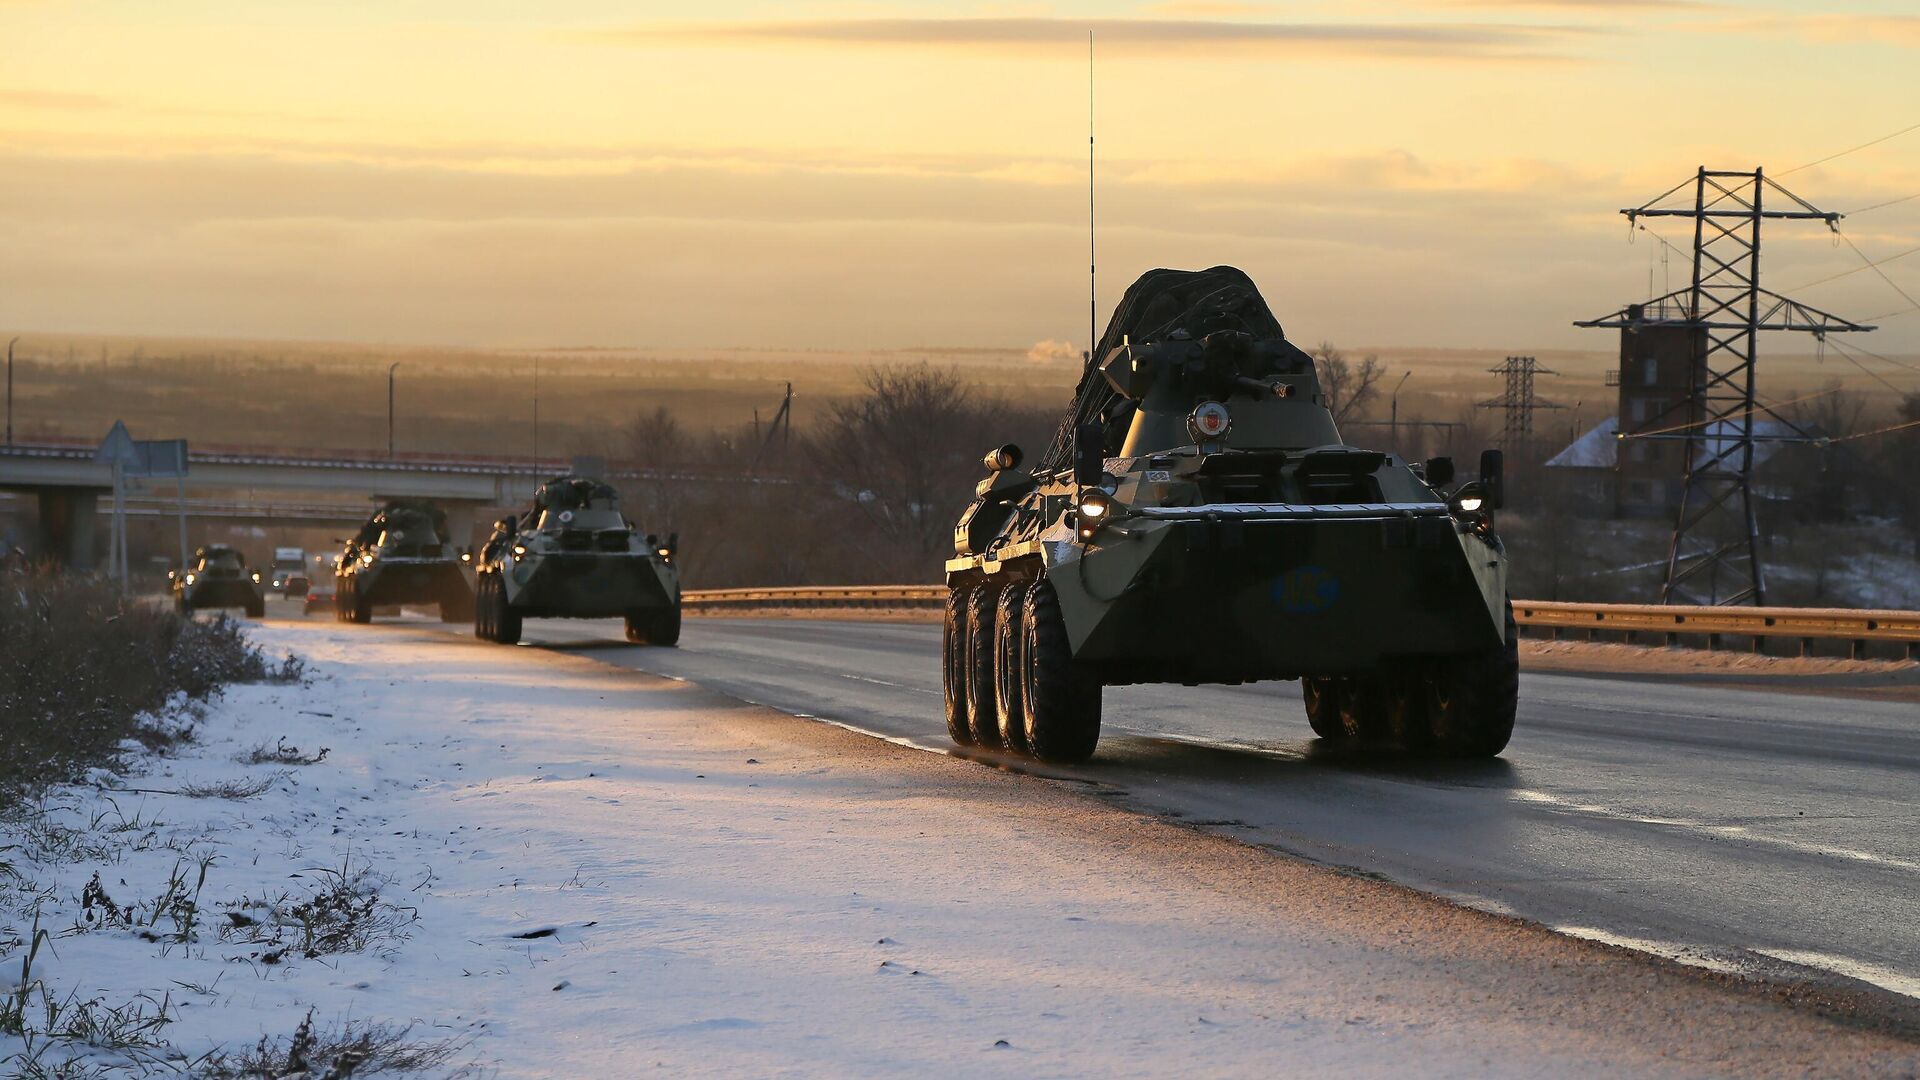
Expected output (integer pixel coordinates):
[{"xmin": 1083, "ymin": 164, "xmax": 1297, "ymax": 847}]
[{"xmin": 397, "ymin": 608, "xmax": 1920, "ymax": 1006}]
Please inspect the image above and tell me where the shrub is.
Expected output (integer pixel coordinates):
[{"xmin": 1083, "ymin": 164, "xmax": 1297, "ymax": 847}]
[{"xmin": 0, "ymin": 568, "xmax": 300, "ymax": 800}]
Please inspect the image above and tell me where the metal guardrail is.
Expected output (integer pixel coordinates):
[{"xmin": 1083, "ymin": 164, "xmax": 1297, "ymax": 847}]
[
  {"xmin": 1513, "ymin": 600, "xmax": 1920, "ymax": 659},
  {"xmin": 682, "ymin": 586, "xmax": 1920, "ymax": 659},
  {"xmin": 684, "ymin": 585, "xmax": 946, "ymax": 610}
]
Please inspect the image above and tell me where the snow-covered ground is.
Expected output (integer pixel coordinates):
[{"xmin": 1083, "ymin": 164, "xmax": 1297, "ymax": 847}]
[{"xmin": 4, "ymin": 620, "xmax": 1918, "ymax": 1077}]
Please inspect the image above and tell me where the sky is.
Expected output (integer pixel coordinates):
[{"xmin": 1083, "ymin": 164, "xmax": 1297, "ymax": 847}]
[{"xmin": 1, "ymin": 0, "xmax": 1917, "ymax": 363}]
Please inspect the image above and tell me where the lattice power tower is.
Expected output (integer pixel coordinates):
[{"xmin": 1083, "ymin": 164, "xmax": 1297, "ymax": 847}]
[
  {"xmin": 1478, "ymin": 356, "xmax": 1563, "ymax": 449},
  {"xmin": 1577, "ymin": 168, "xmax": 1875, "ymax": 606}
]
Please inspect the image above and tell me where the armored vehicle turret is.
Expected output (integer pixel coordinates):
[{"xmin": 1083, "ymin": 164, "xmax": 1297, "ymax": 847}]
[
  {"xmin": 172, "ymin": 545, "xmax": 265, "ymax": 618},
  {"xmin": 944, "ymin": 267, "xmax": 1516, "ymax": 764},
  {"xmin": 333, "ymin": 501, "xmax": 473, "ymax": 624},
  {"xmin": 472, "ymin": 475, "xmax": 681, "ymax": 646}
]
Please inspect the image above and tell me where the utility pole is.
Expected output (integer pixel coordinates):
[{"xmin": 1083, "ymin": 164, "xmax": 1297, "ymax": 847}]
[
  {"xmin": 384, "ymin": 361, "xmax": 399, "ymax": 453},
  {"xmin": 1389, "ymin": 371, "xmax": 1411, "ymax": 453},
  {"xmin": 1577, "ymin": 168, "xmax": 1875, "ymax": 606},
  {"xmin": 5, "ymin": 336, "xmax": 15, "ymax": 445}
]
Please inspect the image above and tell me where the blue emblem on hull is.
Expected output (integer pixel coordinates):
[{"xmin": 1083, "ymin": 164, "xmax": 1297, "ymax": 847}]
[{"xmin": 1275, "ymin": 566, "xmax": 1339, "ymax": 614}]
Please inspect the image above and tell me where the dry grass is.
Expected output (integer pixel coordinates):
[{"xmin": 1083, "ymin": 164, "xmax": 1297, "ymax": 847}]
[{"xmin": 0, "ymin": 569, "xmax": 305, "ymax": 801}]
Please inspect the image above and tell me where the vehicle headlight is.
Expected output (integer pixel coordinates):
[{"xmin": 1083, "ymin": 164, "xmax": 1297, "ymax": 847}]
[
  {"xmin": 1451, "ymin": 482, "xmax": 1489, "ymax": 516},
  {"xmin": 361, "ymin": 554, "xmax": 373, "ymax": 565},
  {"xmin": 512, "ymin": 544, "xmax": 527, "ymax": 558},
  {"xmin": 185, "ymin": 573, "xmax": 196, "ymax": 585},
  {"xmin": 460, "ymin": 552, "xmax": 471, "ymax": 562},
  {"xmin": 252, "ymin": 572, "xmax": 262, "ymax": 583},
  {"xmin": 1076, "ymin": 490, "xmax": 1114, "ymax": 540}
]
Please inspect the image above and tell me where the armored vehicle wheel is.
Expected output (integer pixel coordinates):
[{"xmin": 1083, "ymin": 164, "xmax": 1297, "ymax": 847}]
[
  {"xmin": 475, "ymin": 576, "xmax": 498, "ymax": 640},
  {"xmin": 494, "ymin": 582, "xmax": 522, "ymax": 646},
  {"xmin": 993, "ymin": 583, "xmax": 1030, "ymax": 753},
  {"xmin": 1384, "ymin": 668, "xmax": 1433, "ymax": 753},
  {"xmin": 245, "ymin": 594, "xmax": 266, "ymax": 619},
  {"xmin": 625, "ymin": 605, "xmax": 681, "ymax": 647},
  {"xmin": 1020, "ymin": 579, "xmax": 1101, "ymax": 764},
  {"xmin": 1424, "ymin": 601, "xmax": 1518, "ymax": 758},
  {"xmin": 1338, "ymin": 678, "xmax": 1390, "ymax": 744},
  {"xmin": 964, "ymin": 584, "xmax": 1003, "ymax": 748},
  {"xmin": 347, "ymin": 580, "xmax": 372, "ymax": 624},
  {"xmin": 175, "ymin": 594, "xmax": 192, "ymax": 617},
  {"xmin": 1302, "ymin": 678, "xmax": 1344, "ymax": 740},
  {"xmin": 942, "ymin": 586, "xmax": 976, "ymax": 746}
]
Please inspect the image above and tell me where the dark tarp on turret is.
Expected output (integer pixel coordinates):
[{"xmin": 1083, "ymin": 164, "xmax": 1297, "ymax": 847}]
[{"xmin": 1040, "ymin": 266, "xmax": 1288, "ymax": 470}]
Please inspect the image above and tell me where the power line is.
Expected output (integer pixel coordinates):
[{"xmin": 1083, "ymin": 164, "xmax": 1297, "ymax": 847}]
[
  {"xmin": 1849, "ymin": 191, "xmax": 1920, "ymax": 215},
  {"xmin": 1781, "ymin": 119, "xmax": 1920, "ymax": 176},
  {"xmin": 1829, "ymin": 343, "xmax": 1909, "ymax": 394},
  {"xmin": 1836, "ymin": 227, "xmax": 1920, "ymax": 315},
  {"xmin": 1828, "ymin": 334, "xmax": 1920, "ymax": 376},
  {"xmin": 1785, "ymin": 243, "xmax": 1920, "ymax": 291},
  {"xmin": 1832, "ymin": 416, "xmax": 1920, "ymax": 443}
]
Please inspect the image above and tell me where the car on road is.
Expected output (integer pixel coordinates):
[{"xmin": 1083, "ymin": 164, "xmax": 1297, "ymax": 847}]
[
  {"xmin": 473, "ymin": 475, "xmax": 681, "ymax": 646},
  {"xmin": 303, "ymin": 584, "xmax": 335, "ymax": 616},
  {"xmin": 171, "ymin": 545, "xmax": 266, "ymax": 618},
  {"xmin": 333, "ymin": 501, "xmax": 473, "ymax": 624},
  {"xmin": 943, "ymin": 266, "xmax": 1516, "ymax": 764}
]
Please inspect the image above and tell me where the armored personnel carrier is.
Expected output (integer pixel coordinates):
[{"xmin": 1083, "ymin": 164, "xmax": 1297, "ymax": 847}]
[
  {"xmin": 333, "ymin": 501, "xmax": 473, "ymax": 624},
  {"xmin": 472, "ymin": 475, "xmax": 681, "ymax": 646},
  {"xmin": 172, "ymin": 545, "xmax": 265, "ymax": 618},
  {"xmin": 944, "ymin": 267, "xmax": 1516, "ymax": 764}
]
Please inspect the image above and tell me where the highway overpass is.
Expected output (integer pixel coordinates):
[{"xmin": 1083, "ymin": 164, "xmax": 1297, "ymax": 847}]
[{"xmin": 0, "ymin": 438, "xmax": 769, "ymax": 566}]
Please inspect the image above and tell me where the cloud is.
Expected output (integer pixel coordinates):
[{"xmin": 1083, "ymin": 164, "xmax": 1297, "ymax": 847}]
[
  {"xmin": 0, "ymin": 87, "xmax": 115, "ymax": 110},
  {"xmin": 1426, "ymin": 0, "xmax": 1715, "ymax": 9},
  {"xmin": 595, "ymin": 17, "xmax": 1602, "ymax": 63},
  {"xmin": 1026, "ymin": 339, "xmax": 1082, "ymax": 362},
  {"xmin": 1705, "ymin": 12, "xmax": 1920, "ymax": 46}
]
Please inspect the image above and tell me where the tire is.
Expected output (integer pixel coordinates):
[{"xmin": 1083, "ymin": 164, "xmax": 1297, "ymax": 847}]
[
  {"xmin": 1302, "ymin": 678, "xmax": 1344, "ymax": 740},
  {"xmin": 1384, "ymin": 666, "xmax": 1434, "ymax": 754},
  {"xmin": 1020, "ymin": 579, "xmax": 1101, "ymax": 764},
  {"xmin": 1337, "ymin": 677, "xmax": 1390, "ymax": 744},
  {"xmin": 994, "ymin": 583, "xmax": 1030, "ymax": 753},
  {"xmin": 1424, "ymin": 600, "xmax": 1519, "ymax": 758},
  {"xmin": 964, "ymin": 584, "xmax": 1002, "ymax": 748},
  {"xmin": 625, "ymin": 604, "xmax": 681, "ymax": 647},
  {"xmin": 653, "ymin": 604, "xmax": 681, "ymax": 647},
  {"xmin": 244, "ymin": 594, "xmax": 265, "ymax": 619},
  {"xmin": 474, "ymin": 576, "xmax": 494, "ymax": 640},
  {"xmin": 494, "ymin": 582, "xmax": 522, "ymax": 646},
  {"xmin": 348, "ymin": 579, "xmax": 372, "ymax": 624},
  {"xmin": 942, "ymin": 585, "xmax": 976, "ymax": 747}
]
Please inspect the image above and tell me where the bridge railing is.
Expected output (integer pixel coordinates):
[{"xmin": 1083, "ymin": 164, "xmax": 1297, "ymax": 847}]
[{"xmin": 680, "ymin": 586, "xmax": 1920, "ymax": 660}]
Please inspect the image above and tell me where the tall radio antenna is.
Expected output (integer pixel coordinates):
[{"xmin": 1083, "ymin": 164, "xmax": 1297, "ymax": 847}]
[{"xmin": 1087, "ymin": 30, "xmax": 1096, "ymax": 360}]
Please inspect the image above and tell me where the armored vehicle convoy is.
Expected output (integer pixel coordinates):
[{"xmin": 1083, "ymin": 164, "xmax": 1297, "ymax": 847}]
[
  {"xmin": 944, "ymin": 267, "xmax": 1516, "ymax": 764},
  {"xmin": 333, "ymin": 501, "xmax": 473, "ymax": 624},
  {"xmin": 172, "ymin": 545, "xmax": 265, "ymax": 618},
  {"xmin": 472, "ymin": 476, "xmax": 681, "ymax": 646}
]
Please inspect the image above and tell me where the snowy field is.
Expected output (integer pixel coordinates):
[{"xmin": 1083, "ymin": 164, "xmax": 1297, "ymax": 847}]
[{"xmin": 3, "ymin": 620, "xmax": 1917, "ymax": 1077}]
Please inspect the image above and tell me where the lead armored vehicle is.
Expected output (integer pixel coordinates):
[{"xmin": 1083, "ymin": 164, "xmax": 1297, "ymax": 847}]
[
  {"xmin": 172, "ymin": 545, "xmax": 265, "ymax": 618},
  {"xmin": 472, "ymin": 475, "xmax": 681, "ymax": 646},
  {"xmin": 333, "ymin": 501, "xmax": 473, "ymax": 624},
  {"xmin": 944, "ymin": 267, "xmax": 1516, "ymax": 764}
]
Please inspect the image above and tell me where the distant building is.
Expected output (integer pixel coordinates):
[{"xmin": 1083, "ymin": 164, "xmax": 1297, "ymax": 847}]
[{"xmin": 1546, "ymin": 302, "xmax": 1793, "ymax": 517}]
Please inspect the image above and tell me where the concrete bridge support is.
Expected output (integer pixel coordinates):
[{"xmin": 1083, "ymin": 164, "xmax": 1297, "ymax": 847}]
[{"xmin": 37, "ymin": 489, "xmax": 100, "ymax": 569}]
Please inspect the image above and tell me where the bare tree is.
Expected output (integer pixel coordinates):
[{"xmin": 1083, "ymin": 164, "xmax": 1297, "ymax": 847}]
[
  {"xmin": 1312, "ymin": 342, "xmax": 1385, "ymax": 425},
  {"xmin": 624, "ymin": 405, "xmax": 684, "ymax": 467},
  {"xmin": 809, "ymin": 364, "xmax": 998, "ymax": 567}
]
